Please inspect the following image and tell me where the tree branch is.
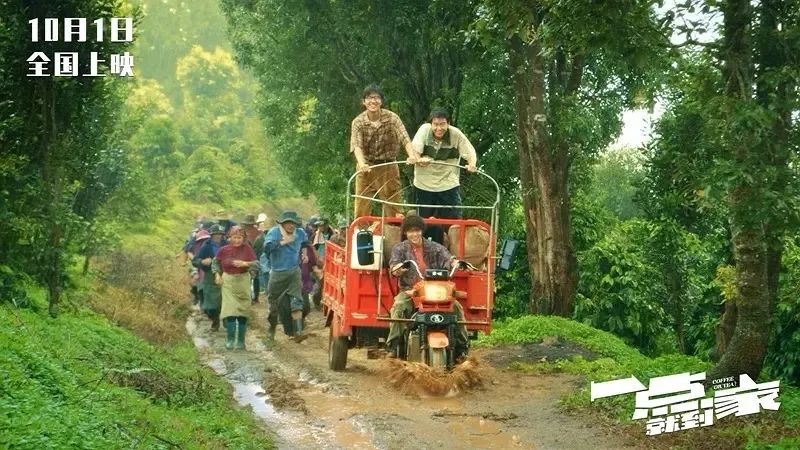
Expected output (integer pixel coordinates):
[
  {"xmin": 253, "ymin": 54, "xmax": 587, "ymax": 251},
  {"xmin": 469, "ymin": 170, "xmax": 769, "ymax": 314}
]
[
  {"xmin": 669, "ymin": 38, "xmax": 718, "ymax": 49},
  {"xmin": 565, "ymin": 54, "xmax": 584, "ymax": 95}
]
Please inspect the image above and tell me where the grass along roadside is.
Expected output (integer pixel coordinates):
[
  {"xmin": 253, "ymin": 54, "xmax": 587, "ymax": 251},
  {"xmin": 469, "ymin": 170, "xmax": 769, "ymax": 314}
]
[
  {"xmin": 1, "ymin": 194, "xmax": 320, "ymax": 448},
  {"xmin": 477, "ymin": 315, "xmax": 800, "ymax": 449},
  {"xmin": 0, "ymin": 291, "xmax": 274, "ymax": 449}
]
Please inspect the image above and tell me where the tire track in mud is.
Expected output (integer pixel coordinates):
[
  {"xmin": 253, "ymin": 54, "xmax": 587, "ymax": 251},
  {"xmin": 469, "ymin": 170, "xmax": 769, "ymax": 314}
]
[{"xmin": 187, "ymin": 306, "xmax": 636, "ymax": 450}]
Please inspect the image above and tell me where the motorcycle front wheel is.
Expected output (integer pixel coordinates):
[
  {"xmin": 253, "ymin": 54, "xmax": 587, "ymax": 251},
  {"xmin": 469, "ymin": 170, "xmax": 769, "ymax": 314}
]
[
  {"xmin": 406, "ymin": 332, "xmax": 421, "ymax": 363},
  {"xmin": 427, "ymin": 347, "xmax": 447, "ymax": 370}
]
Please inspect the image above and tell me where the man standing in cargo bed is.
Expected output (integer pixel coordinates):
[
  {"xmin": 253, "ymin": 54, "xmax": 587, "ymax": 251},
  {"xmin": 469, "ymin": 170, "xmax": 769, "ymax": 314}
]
[
  {"xmin": 350, "ymin": 84, "xmax": 418, "ymax": 219},
  {"xmin": 410, "ymin": 108, "xmax": 477, "ymax": 242}
]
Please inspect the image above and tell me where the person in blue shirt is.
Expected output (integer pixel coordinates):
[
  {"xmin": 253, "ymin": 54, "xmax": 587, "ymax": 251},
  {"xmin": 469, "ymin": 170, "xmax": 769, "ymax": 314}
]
[{"xmin": 263, "ymin": 211, "xmax": 310, "ymax": 342}]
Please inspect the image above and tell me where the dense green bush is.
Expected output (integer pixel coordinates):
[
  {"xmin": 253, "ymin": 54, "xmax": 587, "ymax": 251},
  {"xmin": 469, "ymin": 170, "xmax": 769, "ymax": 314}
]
[
  {"xmin": 588, "ymin": 147, "xmax": 645, "ymax": 220},
  {"xmin": 765, "ymin": 240, "xmax": 800, "ymax": 385},
  {"xmin": 492, "ymin": 201, "xmax": 531, "ymax": 319},
  {"xmin": 574, "ymin": 216, "xmax": 723, "ymax": 358},
  {"xmin": 178, "ymin": 145, "xmax": 249, "ymax": 203},
  {"xmin": 571, "ymin": 190, "xmax": 619, "ymax": 253},
  {"xmin": 574, "ymin": 219, "xmax": 674, "ymax": 355},
  {"xmin": 0, "ymin": 266, "xmax": 33, "ymax": 309}
]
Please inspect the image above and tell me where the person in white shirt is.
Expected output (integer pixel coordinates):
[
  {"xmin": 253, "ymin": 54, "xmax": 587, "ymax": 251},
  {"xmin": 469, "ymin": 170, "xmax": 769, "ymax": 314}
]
[{"xmin": 410, "ymin": 108, "xmax": 478, "ymax": 220}]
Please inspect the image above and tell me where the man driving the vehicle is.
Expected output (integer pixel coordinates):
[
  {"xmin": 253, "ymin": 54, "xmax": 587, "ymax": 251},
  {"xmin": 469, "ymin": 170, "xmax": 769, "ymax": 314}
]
[{"xmin": 386, "ymin": 214, "xmax": 469, "ymax": 359}]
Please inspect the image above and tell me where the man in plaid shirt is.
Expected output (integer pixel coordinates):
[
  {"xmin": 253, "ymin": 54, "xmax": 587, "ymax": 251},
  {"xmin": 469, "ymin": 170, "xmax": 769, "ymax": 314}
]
[{"xmin": 350, "ymin": 84, "xmax": 418, "ymax": 218}]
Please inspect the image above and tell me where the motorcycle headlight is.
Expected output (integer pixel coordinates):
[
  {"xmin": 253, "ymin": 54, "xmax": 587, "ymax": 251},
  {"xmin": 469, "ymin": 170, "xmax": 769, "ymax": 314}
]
[{"xmin": 422, "ymin": 284, "xmax": 452, "ymax": 302}]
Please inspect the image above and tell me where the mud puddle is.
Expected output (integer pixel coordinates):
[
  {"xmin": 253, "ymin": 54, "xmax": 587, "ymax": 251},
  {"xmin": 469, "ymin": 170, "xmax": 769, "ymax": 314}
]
[
  {"xmin": 186, "ymin": 311, "xmax": 374, "ymax": 449},
  {"xmin": 187, "ymin": 306, "xmax": 637, "ymax": 450}
]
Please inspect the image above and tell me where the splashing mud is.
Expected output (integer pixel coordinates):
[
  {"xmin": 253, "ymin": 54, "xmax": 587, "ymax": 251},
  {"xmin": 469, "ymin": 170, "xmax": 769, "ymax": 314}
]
[
  {"xmin": 263, "ymin": 371, "xmax": 308, "ymax": 413},
  {"xmin": 380, "ymin": 356, "xmax": 484, "ymax": 396},
  {"xmin": 186, "ymin": 307, "xmax": 635, "ymax": 449}
]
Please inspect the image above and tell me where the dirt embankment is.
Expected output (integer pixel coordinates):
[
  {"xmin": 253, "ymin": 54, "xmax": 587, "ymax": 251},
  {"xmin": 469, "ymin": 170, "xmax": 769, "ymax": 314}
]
[{"xmin": 187, "ymin": 304, "xmax": 637, "ymax": 450}]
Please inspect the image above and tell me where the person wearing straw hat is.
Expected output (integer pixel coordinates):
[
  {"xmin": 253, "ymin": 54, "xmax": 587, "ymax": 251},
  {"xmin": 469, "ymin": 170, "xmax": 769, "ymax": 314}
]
[
  {"xmin": 256, "ymin": 213, "xmax": 269, "ymax": 231},
  {"xmin": 212, "ymin": 226, "xmax": 258, "ymax": 350},
  {"xmin": 263, "ymin": 211, "xmax": 311, "ymax": 342},
  {"xmin": 213, "ymin": 210, "xmax": 237, "ymax": 235},
  {"xmin": 240, "ymin": 214, "xmax": 260, "ymax": 246}
]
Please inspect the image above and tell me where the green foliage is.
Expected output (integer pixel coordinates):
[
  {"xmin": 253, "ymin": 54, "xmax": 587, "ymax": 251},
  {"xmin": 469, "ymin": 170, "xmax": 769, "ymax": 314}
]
[
  {"xmin": 129, "ymin": 115, "xmax": 185, "ymax": 177},
  {"xmin": 220, "ymin": 0, "xmax": 487, "ymax": 215},
  {"xmin": 122, "ymin": 78, "xmax": 175, "ymax": 128},
  {"xmin": 570, "ymin": 191, "xmax": 619, "ymax": 254},
  {"xmin": 0, "ymin": 305, "xmax": 273, "ymax": 449},
  {"xmin": 589, "ymin": 147, "xmax": 645, "ymax": 220},
  {"xmin": 492, "ymin": 201, "xmax": 531, "ymax": 318},
  {"xmin": 478, "ymin": 314, "xmax": 646, "ymax": 363},
  {"xmin": 0, "ymin": 267, "xmax": 34, "ymax": 310},
  {"xmin": 574, "ymin": 220, "xmax": 674, "ymax": 355},
  {"xmin": 575, "ymin": 217, "xmax": 722, "ymax": 357},
  {"xmin": 651, "ymin": 1, "xmax": 800, "ymax": 382},
  {"xmin": 765, "ymin": 240, "xmax": 800, "ymax": 385},
  {"xmin": 481, "ymin": 314, "xmax": 800, "ymax": 448},
  {"xmin": 0, "ymin": 0, "xmax": 140, "ymax": 314},
  {"xmin": 175, "ymin": 46, "xmax": 248, "ymax": 147},
  {"xmin": 177, "ymin": 145, "xmax": 249, "ymax": 203},
  {"xmin": 134, "ymin": 0, "xmax": 232, "ymax": 104},
  {"xmin": 638, "ymin": 57, "xmax": 732, "ymax": 237}
]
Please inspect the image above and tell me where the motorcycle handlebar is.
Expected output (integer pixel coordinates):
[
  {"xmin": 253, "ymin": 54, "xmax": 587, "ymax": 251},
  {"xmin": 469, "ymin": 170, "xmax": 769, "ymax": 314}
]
[
  {"xmin": 397, "ymin": 260, "xmax": 424, "ymax": 279},
  {"xmin": 395, "ymin": 259, "xmax": 475, "ymax": 280}
]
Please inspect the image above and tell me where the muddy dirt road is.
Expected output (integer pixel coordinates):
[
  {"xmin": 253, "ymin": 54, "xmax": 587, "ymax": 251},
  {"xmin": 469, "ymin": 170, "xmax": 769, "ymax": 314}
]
[{"xmin": 187, "ymin": 306, "xmax": 636, "ymax": 450}]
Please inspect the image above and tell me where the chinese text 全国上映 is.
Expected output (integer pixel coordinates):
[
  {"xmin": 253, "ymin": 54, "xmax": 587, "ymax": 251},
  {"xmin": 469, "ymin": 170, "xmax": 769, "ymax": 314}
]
[{"xmin": 26, "ymin": 17, "xmax": 134, "ymax": 77}]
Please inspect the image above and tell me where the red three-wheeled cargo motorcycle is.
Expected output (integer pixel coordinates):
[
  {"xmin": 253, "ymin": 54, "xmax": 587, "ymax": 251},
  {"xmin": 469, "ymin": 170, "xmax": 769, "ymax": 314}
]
[{"xmin": 321, "ymin": 161, "xmax": 500, "ymax": 371}]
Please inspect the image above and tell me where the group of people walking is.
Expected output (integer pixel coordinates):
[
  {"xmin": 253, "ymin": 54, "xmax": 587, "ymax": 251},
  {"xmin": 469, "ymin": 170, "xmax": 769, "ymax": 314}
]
[
  {"xmin": 179, "ymin": 83, "xmax": 479, "ymax": 356},
  {"xmin": 181, "ymin": 212, "xmax": 345, "ymax": 350}
]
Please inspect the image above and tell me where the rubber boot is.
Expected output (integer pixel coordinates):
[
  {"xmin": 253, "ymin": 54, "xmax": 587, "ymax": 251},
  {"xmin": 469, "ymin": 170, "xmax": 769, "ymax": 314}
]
[
  {"xmin": 251, "ymin": 277, "xmax": 260, "ymax": 304},
  {"xmin": 235, "ymin": 317, "xmax": 247, "ymax": 350},
  {"xmin": 210, "ymin": 310, "xmax": 220, "ymax": 332},
  {"xmin": 386, "ymin": 340, "xmax": 399, "ymax": 359},
  {"xmin": 224, "ymin": 318, "xmax": 235, "ymax": 350},
  {"xmin": 292, "ymin": 313, "xmax": 307, "ymax": 343},
  {"xmin": 265, "ymin": 315, "xmax": 276, "ymax": 343}
]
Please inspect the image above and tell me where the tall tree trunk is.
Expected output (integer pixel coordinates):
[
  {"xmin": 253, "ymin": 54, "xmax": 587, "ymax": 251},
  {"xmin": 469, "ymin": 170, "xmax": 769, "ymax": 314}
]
[
  {"xmin": 709, "ymin": 0, "xmax": 770, "ymax": 381},
  {"xmin": 711, "ymin": 222, "xmax": 771, "ymax": 380},
  {"xmin": 83, "ymin": 254, "xmax": 92, "ymax": 276},
  {"xmin": 666, "ymin": 266, "xmax": 687, "ymax": 354},
  {"xmin": 508, "ymin": 37, "xmax": 577, "ymax": 317},
  {"xmin": 39, "ymin": 79, "xmax": 63, "ymax": 318},
  {"xmin": 714, "ymin": 300, "xmax": 737, "ymax": 360}
]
